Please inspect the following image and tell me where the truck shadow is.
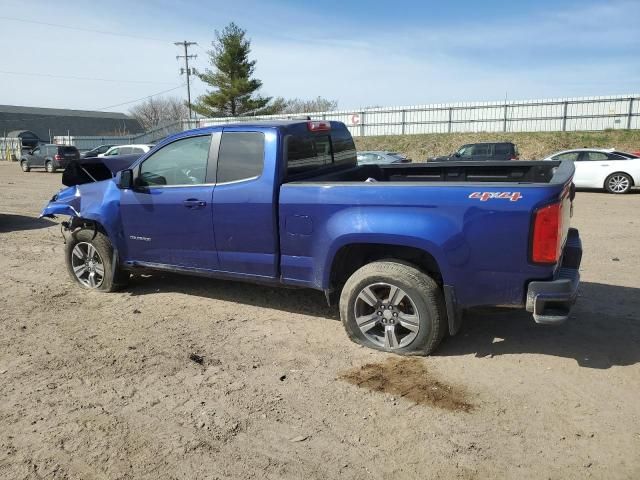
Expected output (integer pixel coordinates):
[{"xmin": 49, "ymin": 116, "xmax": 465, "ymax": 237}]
[
  {"xmin": 0, "ymin": 213, "xmax": 54, "ymax": 233},
  {"xmin": 436, "ymin": 282, "xmax": 640, "ymax": 369},
  {"xmin": 128, "ymin": 276, "xmax": 638, "ymax": 369},
  {"xmin": 128, "ymin": 273, "xmax": 337, "ymax": 320}
]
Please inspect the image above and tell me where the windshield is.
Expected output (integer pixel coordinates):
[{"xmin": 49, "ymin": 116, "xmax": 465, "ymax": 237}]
[{"xmin": 456, "ymin": 145, "xmax": 472, "ymax": 157}]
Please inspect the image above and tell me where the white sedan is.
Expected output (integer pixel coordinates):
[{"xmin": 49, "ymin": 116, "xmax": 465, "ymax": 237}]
[
  {"xmin": 543, "ymin": 148, "xmax": 640, "ymax": 194},
  {"xmin": 98, "ymin": 144, "xmax": 154, "ymax": 157}
]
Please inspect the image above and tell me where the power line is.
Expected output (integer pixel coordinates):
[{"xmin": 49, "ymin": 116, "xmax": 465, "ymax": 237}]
[
  {"xmin": 0, "ymin": 70, "xmax": 177, "ymax": 86},
  {"xmin": 175, "ymin": 41, "xmax": 198, "ymax": 119},
  {"xmin": 0, "ymin": 15, "xmax": 168, "ymax": 43},
  {"xmin": 98, "ymin": 84, "xmax": 186, "ymax": 110}
]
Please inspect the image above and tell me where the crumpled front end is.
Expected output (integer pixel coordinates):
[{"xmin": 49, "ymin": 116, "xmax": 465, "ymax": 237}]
[
  {"xmin": 40, "ymin": 185, "xmax": 82, "ymax": 218},
  {"xmin": 39, "ymin": 179, "xmax": 125, "ymax": 254}
]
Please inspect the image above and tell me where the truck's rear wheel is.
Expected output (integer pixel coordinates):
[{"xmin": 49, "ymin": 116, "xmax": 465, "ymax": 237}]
[
  {"xmin": 45, "ymin": 161, "xmax": 56, "ymax": 173},
  {"xmin": 65, "ymin": 228, "xmax": 128, "ymax": 292},
  {"xmin": 339, "ymin": 261, "xmax": 446, "ymax": 355}
]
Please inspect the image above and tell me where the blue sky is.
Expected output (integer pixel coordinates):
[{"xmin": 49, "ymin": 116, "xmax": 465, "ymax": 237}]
[{"xmin": 0, "ymin": 0, "xmax": 638, "ymax": 113}]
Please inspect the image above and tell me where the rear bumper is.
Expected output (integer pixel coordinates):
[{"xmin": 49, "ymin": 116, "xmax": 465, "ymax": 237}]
[{"xmin": 525, "ymin": 228, "xmax": 582, "ymax": 325}]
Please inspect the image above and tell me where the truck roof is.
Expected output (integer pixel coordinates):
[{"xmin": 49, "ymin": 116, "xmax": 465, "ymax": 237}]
[{"xmin": 162, "ymin": 120, "xmax": 347, "ymax": 144}]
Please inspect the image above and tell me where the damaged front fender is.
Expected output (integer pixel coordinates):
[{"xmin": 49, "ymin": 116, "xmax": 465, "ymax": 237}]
[
  {"xmin": 40, "ymin": 185, "xmax": 82, "ymax": 219},
  {"xmin": 39, "ymin": 179, "xmax": 126, "ymax": 254}
]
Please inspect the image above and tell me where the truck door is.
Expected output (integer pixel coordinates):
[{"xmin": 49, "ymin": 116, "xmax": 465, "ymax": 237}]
[
  {"xmin": 211, "ymin": 128, "xmax": 278, "ymax": 278},
  {"xmin": 30, "ymin": 146, "xmax": 44, "ymax": 167},
  {"xmin": 119, "ymin": 133, "xmax": 219, "ymax": 270},
  {"xmin": 576, "ymin": 151, "xmax": 608, "ymax": 187}
]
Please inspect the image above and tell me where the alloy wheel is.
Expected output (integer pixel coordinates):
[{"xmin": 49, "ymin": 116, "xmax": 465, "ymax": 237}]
[
  {"xmin": 607, "ymin": 175, "xmax": 630, "ymax": 193},
  {"xmin": 71, "ymin": 242, "xmax": 105, "ymax": 288},
  {"xmin": 353, "ymin": 282, "xmax": 420, "ymax": 349}
]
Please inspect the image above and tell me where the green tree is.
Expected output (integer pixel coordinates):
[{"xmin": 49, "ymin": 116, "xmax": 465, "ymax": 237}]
[{"xmin": 194, "ymin": 23, "xmax": 271, "ymax": 117}]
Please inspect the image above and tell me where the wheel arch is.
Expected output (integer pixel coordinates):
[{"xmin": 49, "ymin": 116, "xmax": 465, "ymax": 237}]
[
  {"xmin": 604, "ymin": 171, "xmax": 635, "ymax": 189},
  {"xmin": 328, "ymin": 242, "xmax": 444, "ymax": 292}
]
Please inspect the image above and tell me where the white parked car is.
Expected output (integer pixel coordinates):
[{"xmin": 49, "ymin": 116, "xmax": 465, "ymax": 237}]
[
  {"xmin": 542, "ymin": 148, "xmax": 640, "ymax": 194},
  {"xmin": 98, "ymin": 144, "xmax": 154, "ymax": 157}
]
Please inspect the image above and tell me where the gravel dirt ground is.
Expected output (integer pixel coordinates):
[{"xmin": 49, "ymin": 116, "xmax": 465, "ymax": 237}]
[{"xmin": 1, "ymin": 161, "xmax": 639, "ymax": 479}]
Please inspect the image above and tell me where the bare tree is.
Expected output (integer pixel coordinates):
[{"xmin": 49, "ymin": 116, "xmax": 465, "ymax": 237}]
[
  {"xmin": 267, "ymin": 96, "xmax": 338, "ymax": 115},
  {"xmin": 129, "ymin": 97, "xmax": 189, "ymax": 130}
]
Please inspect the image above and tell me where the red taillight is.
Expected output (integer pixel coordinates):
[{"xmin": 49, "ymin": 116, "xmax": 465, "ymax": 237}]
[
  {"xmin": 54, "ymin": 154, "xmax": 63, "ymax": 160},
  {"xmin": 531, "ymin": 202, "xmax": 562, "ymax": 264},
  {"xmin": 307, "ymin": 120, "xmax": 331, "ymax": 132}
]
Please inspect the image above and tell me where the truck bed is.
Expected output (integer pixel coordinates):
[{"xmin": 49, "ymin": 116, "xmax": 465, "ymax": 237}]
[
  {"xmin": 279, "ymin": 159, "xmax": 574, "ymax": 309},
  {"xmin": 292, "ymin": 160, "xmax": 566, "ymax": 185}
]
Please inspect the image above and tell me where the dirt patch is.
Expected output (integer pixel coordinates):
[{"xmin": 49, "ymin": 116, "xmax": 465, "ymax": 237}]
[
  {"xmin": 1, "ymin": 163, "xmax": 640, "ymax": 478},
  {"xmin": 339, "ymin": 357, "xmax": 473, "ymax": 412}
]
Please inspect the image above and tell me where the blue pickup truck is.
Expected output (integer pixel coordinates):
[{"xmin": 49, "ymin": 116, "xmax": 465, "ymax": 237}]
[{"xmin": 41, "ymin": 120, "xmax": 582, "ymax": 355}]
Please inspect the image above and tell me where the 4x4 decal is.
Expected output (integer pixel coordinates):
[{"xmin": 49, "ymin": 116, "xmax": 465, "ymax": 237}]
[{"xmin": 469, "ymin": 192, "xmax": 523, "ymax": 202}]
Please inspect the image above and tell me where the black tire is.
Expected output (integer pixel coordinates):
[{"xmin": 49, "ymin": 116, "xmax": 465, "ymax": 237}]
[
  {"xmin": 20, "ymin": 161, "xmax": 30, "ymax": 172},
  {"xmin": 604, "ymin": 172, "xmax": 632, "ymax": 194},
  {"xmin": 65, "ymin": 228, "xmax": 128, "ymax": 292},
  {"xmin": 45, "ymin": 161, "xmax": 56, "ymax": 173},
  {"xmin": 339, "ymin": 261, "xmax": 447, "ymax": 355}
]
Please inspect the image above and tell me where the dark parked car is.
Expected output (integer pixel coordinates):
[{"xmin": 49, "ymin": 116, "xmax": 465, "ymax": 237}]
[
  {"xmin": 357, "ymin": 151, "xmax": 411, "ymax": 165},
  {"xmin": 430, "ymin": 142, "xmax": 519, "ymax": 162},
  {"xmin": 81, "ymin": 144, "xmax": 115, "ymax": 158},
  {"xmin": 21, "ymin": 144, "xmax": 80, "ymax": 173}
]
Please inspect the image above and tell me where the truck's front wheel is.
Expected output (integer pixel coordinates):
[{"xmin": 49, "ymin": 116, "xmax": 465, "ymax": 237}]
[
  {"xmin": 339, "ymin": 261, "xmax": 446, "ymax": 355},
  {"xmin": 65, "ymin": 228, "xmax": 128, "ymax": 292}
]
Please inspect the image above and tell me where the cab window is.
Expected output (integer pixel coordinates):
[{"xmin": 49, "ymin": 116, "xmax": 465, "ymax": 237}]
[{"xmin": 139, "ymin": 135, "xmax": 211, "ymax": 186}]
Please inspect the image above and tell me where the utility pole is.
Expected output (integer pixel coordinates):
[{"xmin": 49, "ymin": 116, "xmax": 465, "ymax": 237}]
[{"xmin": 174, "ymin": 41, "xmax": 198, "ymax": 119}]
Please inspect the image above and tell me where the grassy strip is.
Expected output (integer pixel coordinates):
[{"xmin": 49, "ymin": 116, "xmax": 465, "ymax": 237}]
[{"xmin": 354, "ymin": 129, "xmax": 640, "ymax": 161}]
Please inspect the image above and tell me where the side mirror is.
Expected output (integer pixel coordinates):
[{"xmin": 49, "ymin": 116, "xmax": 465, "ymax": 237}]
[
  {"xmin": 454, "ymin": 152, "xmax": 461, "ymax": 157},
  {"xmin": 117, "ymin": 169, "xmax": 133, "ymax": 189}
]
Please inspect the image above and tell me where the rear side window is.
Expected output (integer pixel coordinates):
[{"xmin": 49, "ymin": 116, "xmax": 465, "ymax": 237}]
[
  {"xmin": 217, "ymin": 132, "xmax": 265, "ymax": 183},
  {"xmin": 493, "ymin": 144, "xmax": 512, "ymax": 156},
  {"xmin": 472, "ymin": 144, "xmax": 491, "ymax": 155},
  {"xmin": 613, "ymin": 151, "xmax": 637, "ymax": 158}
]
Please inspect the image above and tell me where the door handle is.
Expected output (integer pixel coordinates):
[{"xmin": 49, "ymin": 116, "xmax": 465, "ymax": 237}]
[
  {"xmin": 183, "ymin": 199, "xmax": 206, "ymax": 208},
  {"xmin": 600, "ymin": 164, "xmax": 609, "ymax": 166}
]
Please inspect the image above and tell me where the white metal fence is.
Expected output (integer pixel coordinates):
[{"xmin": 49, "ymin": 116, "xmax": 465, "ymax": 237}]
[
  {"xmin": 7, "ymin": 94, "xmax": 639, "ymax": 155},
  {"xmin": 198, "ymin": 94, "xmax": 639, "ymax": 137}
]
